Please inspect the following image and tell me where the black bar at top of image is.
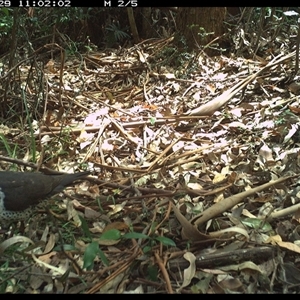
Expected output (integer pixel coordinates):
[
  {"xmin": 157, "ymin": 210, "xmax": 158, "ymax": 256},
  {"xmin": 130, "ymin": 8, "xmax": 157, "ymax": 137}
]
[{"xmin": 7, "ymin": 1, "xmax": 206, "ymax": 7}]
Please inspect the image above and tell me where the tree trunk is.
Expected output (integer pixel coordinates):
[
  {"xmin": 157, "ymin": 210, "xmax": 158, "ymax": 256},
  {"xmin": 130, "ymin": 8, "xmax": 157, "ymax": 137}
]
[{"xmin": 176, "ymin": 7, "xmax": 226, "ymax": 55}]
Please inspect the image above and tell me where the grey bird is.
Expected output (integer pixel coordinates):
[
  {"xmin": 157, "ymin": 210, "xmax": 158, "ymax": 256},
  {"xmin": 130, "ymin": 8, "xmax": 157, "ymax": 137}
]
[{"xmin": 0, "ymin": 171, "xmax": 90, "ymax": 228}]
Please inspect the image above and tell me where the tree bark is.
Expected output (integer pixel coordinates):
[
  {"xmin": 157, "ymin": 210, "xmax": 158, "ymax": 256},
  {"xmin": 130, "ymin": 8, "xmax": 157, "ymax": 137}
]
[{"xmin": 176, "ymin": 7, "xmax": 226, "ymax": 55}]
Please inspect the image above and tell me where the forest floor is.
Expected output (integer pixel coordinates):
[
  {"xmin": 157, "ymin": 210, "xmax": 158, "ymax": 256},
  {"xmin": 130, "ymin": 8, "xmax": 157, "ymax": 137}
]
[{"xmin": 1, "ymin": 36, "xmax": 300, "ymax": 293}]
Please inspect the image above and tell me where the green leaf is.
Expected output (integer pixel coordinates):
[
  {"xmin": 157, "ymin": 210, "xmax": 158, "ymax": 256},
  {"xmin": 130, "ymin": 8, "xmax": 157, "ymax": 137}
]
[
  {"xmin": 98, "ymin": 248, "xmax": 109, "ymax": 266},
  {"xmin": 83, "ymin": 241, "xmax": 99, "ymax": 270},
  {"xmin": 149, "ymin": 117, "xmax": 156, "ymax": 125},
  {"xmin": 79, "ymin": 215, "xmax": 92, "ymax": 240},
  {"xmin": 143, "ymin": 245, "xmax": 151, "ymax": 253},
  {"xmin": 123, "ymin": 232, "xmax": 149, "ymax": 240},
  {"xmin": 100, "ymin": 229, "xmax": 121, "ymax": 240},
  {"xmin": 241, "ymin": 218, "xmax": 272, "ymax": 232},
  {"xmin": 155, "ymin": 236, "xmax": 176, "ymax": 247},
  {"xmin": 1, "ymin": 8, "xmax": 10, "ymax": 16},
  {"xmin": 147, "ymin": 265, "xmax": 159, "ymax": 281}
]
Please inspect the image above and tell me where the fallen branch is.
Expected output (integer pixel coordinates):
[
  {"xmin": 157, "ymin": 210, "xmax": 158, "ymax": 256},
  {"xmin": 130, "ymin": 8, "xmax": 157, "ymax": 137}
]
[{"xmin": 188, "ymin": 51, "xmax": 296, "ymax": 116}]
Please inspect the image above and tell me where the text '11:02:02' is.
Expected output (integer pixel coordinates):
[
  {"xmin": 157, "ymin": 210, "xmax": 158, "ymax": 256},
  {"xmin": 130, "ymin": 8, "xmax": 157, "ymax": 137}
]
[{"xmin": 18, "ymin": 0, "xmax": 71, "ymax": 6}]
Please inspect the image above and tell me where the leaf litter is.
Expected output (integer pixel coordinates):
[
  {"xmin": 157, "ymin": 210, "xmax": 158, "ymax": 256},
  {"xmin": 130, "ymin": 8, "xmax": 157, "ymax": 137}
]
[{"xmin": 1, "ymin": 35, "xmax": 300, "ymax": 294}]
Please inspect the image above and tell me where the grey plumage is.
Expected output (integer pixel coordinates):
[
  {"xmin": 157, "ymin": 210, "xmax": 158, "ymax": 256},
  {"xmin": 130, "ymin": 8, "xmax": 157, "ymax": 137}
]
[{"xmin": 0, "ymin": 171, "xmax": 90, "ymax": 227}]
